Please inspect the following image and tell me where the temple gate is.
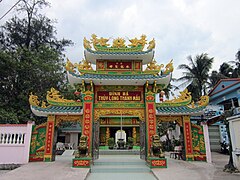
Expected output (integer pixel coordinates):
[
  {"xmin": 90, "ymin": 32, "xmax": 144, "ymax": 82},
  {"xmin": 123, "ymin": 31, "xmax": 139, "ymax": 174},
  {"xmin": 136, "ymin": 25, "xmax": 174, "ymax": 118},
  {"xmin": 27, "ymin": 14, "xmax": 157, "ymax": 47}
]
[{"xmin": 28, "ymin": 34, "xmax": 209, "ymax": 167}]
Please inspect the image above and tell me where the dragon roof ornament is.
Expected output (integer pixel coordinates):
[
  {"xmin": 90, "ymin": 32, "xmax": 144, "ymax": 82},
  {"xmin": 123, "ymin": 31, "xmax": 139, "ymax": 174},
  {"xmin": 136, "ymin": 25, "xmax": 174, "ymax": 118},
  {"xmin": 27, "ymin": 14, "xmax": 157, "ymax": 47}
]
[
  {"xmin": 158, "ymin": 89, "xmax": 192, "ymax": 107},
  {"xmin": 157, "ymin": 88, "xmax": 209, "ymax": 109},
  {"xmin": 144, "ymin": 59, "xmax": 174, "ymax": 75},
  {"xmin": 83, "ymin": 34, "xmax": 155, "ymax": 52},
  {"xmin": 29, "ymin": 93, "xmax": 50, "ymax": 108},
  {"xmin": 46, "ymin": 88, "xmax": 82, "ymax": 106}
]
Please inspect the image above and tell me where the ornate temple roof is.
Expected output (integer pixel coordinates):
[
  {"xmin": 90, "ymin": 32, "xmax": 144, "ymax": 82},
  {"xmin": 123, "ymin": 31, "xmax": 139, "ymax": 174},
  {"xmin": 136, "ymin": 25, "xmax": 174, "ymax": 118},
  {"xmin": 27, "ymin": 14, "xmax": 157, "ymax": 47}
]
[
  {"xmin": 156, "ymin": 90, "xmax": 209, "ymax": 116},
  {"xmin": 156, "ymin": 105, "xmax": 206, "ymax": 116},
  {"xmin": 67, "ymin": 71, "xmax": 172, "ymax": 86},
  {"xmin": 83, "ymin": 34, "xmax": 155, "ymax": 65},
  {"xmin": 29, "ymin": 89, "xmax": 83, "ymax": 117},
  {"xmin": 84, "ymin": 48, "xmax": 154, "ymax": 65},
  {"xmin": 30, "ymin": 105, "xmax": 83, "ymax": 117}
]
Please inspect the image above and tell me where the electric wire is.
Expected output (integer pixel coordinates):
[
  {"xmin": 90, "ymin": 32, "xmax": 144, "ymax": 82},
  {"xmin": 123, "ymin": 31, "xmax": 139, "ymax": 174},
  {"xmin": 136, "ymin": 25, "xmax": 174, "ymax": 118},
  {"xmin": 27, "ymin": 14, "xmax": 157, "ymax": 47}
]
[{"xmin": 0, "ymin": 0, "xmax": 22, "ymax": 21}]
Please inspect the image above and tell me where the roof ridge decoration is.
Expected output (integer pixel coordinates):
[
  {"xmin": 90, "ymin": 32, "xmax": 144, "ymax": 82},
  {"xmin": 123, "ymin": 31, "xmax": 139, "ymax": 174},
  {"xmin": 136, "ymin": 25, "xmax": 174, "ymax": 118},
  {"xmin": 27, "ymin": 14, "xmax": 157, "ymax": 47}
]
[
  {"xmin": 156, "ymin": 89, "xmax": 209, "ymax": 109},
  {"xmin": 29, "ymin": 92, "xmax": 51, "ymax": 108},
  {"xmin": 66, "ymin": 58, "xmax": 173, "ymax": 76},
  {"xmin": 157, "ymin": 89, "xmax": 192, "ymax": 107},
  {"xmin": 83, "ymin": 34, "xmax": 155, "ymax": 53},
  {"xmin": 46, "ymin": 88, "xmax": 82, "ymax": 106},
  {"xmin": 144, "ymin": 59, "xmax": 174, "ymax": 75},
  {"xmin": 28, "ymin": 88, "xmax": 83, "ymax": 108}
]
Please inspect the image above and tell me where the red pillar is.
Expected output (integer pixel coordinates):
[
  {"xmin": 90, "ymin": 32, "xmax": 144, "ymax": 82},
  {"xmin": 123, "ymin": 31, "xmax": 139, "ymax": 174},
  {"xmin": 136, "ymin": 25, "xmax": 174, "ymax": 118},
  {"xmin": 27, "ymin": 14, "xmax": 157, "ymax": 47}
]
[
  {"xmin": 183, "ymin": 116, "xmax": 194, "ymax": 161},
  {"xmin": 145, "ymin": 95, "xmax": 157, "ymax": 157},
  {"xmin": 82, "ymin": 94, "xmax": 94, "ymax": 156},
  {"xmin": 44, "ymin": 115, "xmax": 55, "ymax": 162}
]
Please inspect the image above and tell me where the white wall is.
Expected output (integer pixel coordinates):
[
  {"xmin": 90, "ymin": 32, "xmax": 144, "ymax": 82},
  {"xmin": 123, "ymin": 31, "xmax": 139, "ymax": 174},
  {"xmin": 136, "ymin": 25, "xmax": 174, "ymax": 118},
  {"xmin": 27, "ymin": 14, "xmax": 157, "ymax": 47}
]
[
  {"xmin": 228, "ymin": 115, "xmax": 240, "ymax": 170},
  {"xmin": 0, "ymin": 122, "xmax": 33, "ymax": 164}
]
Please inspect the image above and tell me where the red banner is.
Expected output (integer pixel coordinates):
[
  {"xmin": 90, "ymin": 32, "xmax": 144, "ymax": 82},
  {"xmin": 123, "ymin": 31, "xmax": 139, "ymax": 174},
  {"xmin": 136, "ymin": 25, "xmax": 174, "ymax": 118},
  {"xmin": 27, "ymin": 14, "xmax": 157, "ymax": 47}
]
[
  {"xmin": 147, "ymin": 103, "xmax": 156, "ymax": 154},
  {"xmin": 45, "ymin": 121, "xmax": 54, "ymax": 154},
  {"xmin": 83, "ymin": 102, "xmax": 92, "ymax": 150},
  {"xmin": 184, "ymin": 122, "xmax": 193, "ymax": 154},
  {"xmin": 97, "ymin": 91, "xmax": 141, "ymax": 101}
]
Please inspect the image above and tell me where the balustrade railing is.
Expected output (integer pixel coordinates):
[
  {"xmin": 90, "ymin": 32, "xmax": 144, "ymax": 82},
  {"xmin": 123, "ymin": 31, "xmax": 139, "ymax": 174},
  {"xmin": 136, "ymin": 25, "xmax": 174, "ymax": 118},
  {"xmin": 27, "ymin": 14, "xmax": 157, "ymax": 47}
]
[
  {"xmin": 0, "ymin": 133, "xmax": 25, "ymax": 145},
  {"xmin": 0, "ymin": 122, "xmax": 33, "ymax": 164}
]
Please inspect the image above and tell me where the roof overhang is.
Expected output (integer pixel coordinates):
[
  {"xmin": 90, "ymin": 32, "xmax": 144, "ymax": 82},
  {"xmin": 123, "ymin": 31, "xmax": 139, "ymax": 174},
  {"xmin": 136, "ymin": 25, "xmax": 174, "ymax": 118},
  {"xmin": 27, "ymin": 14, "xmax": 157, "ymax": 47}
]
[
  {"xmin": 67, "ymin": 71, "xmax": 172, "ymax": 86},
  {"xmin": 31, "ymin": 106, "xmax": 83, "ymax": 117},
  {"xmin": 84, "ymin": 49, "xmax": 154, "ymax": 65}
]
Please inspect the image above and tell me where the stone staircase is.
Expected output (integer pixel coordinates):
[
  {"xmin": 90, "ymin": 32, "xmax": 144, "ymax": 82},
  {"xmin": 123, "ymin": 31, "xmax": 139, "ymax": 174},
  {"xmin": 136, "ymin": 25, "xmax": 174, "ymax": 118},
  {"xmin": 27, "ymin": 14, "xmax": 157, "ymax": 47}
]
[
  {"xmin": 87, "ymin": 154, "xmax": 157, "ymax": 180},
  {"xmin": 99, "ymin": 149, "xmax": 140, "ymax": 155}
]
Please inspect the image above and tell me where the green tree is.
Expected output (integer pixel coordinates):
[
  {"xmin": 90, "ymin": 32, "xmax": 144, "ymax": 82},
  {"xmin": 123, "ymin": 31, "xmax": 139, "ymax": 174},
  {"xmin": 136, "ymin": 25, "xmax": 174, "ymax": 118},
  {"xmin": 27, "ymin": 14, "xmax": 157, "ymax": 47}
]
[
  {"xmin": 231, "ymin": 50, "xmax": 240, "ymax": 77},
  {"xmin": 219, "ymin": 62, "xmax": 233, "ymax": 78},
  {"xmin": 0, "ymin": 0, "xmax": 72, "ymax": 124},
  {"xmin": 177, "ymin": 53, "xmax": 214, "ymax": 101},
  {"xmin": 209, "ymin": 70, "xmax": 221, "ymax": 88}
]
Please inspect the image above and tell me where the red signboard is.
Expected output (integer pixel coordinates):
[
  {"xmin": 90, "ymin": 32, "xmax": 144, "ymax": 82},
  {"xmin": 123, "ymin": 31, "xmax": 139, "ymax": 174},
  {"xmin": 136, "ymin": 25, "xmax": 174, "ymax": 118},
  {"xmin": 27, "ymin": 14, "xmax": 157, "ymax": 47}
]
[
  {"xmin": 45, "ymin": 121, "xmax": 54, "ymax": 154},
  {"xmin": 184, "ymin": 122, "xmax": 193, "ymax": 154},
  {"xmin": 73, "ymin": 159, "xmax": 90, "ymax": 167},
  {"xmin": 147, "ymin": 103, "xmax": 156, "ymax": 154},
  {"xmin": 151, "ymin": 159, "xmax": 167, "ymax": 167},
  {"xmin": 83, "ymin": 102, "xmax": 92, "ymax": 150},
  {"xmin": 97, "ymin": 91, "xmax": 141, "ymax": 101}
]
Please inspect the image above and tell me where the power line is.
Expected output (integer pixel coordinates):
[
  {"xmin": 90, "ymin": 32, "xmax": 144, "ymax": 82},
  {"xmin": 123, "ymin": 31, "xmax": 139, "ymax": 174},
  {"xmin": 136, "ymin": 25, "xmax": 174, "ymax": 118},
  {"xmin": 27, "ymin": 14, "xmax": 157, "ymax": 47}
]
[{"xmin": 0, "ymin": 0, "xmax": 22, "ymax": 21}]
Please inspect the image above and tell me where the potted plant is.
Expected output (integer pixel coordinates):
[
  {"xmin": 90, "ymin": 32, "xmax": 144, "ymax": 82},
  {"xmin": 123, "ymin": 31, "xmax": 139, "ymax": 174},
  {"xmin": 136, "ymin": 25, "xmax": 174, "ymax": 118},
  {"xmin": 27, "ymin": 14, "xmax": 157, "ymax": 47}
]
[
  {"xmin": 108, "ymin": 137, "xmax": 115, "ymax": 149},
  {"xmin": 128, "ymin": 137, "xmax": 134, "ymax": 149}
]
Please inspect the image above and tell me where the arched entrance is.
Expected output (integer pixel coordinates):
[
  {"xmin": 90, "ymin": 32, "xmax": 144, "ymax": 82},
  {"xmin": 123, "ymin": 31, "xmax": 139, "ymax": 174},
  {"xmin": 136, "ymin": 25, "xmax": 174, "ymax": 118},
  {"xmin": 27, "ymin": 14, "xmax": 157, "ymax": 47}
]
[{"xmin": 92, "ymin": 108, "xmax": 146, "ymax": 161}]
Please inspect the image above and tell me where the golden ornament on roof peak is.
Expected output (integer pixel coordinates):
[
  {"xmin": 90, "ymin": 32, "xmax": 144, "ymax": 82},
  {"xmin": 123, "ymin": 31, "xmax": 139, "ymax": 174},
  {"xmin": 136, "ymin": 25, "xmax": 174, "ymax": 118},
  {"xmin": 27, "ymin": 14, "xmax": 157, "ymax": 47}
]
[{"xmin": 84, "ymin": 34, "xmax": 156, "ymax": 52}]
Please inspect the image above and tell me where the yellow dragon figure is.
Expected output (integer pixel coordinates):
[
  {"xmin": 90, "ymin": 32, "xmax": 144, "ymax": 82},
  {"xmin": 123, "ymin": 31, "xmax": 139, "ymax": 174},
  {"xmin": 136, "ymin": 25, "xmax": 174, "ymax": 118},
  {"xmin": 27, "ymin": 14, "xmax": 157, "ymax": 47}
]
[
  {"xmin": 98, "ymin": 37, "xmax": 110, "ymax": 47},
  {"xmin": 145, "ymin": 59, "xmax": 164, "ymax": 72},
  {"xmin": 164, "ymin": 89, "xmax": 192, "ymax": 103},
  {"xmin": 65, "ymin": 58, "xmax": 76, "ymax": 73},
  {"xmin": 179, "ymin": 89, "xmax": 191, "ymax": 101},
  {"xmin": 163, "ymin": 59, "xmax": 174, "ymax": 74},
  {"xmin": 29, "ymin": 92, "xmax": 40, "ymax": 106},
  {"xmin": 128, "ymin": 37, "xmax": 139, "ymax": 47},
  {"xmin": 47, "ymin": 87, "xmax": 75, "ymax": 103},
  {"xmin": 138, "ymin": 34, "xmax": 147, "ymax": 47},
  {"xmin": 77, "ymin": 58, "xmax": 93, "ymax": 72},
  {"xmin": 112, "ymin": 37, "xmax": 126, "ymax": 48},
  {"xmin": 147, "ymin": 38, "xmax": 155, "ymax": 50},
  {"xmin": 91, "ymin": 34, "xmax": 100, "ymax": 46},
  {"xmin": 83, "ymin": 37, "xmax": 92, "ymax": 49},
  {"xmin": 197, "ymin": 96, "xmax": 209, "ymax": 107}
]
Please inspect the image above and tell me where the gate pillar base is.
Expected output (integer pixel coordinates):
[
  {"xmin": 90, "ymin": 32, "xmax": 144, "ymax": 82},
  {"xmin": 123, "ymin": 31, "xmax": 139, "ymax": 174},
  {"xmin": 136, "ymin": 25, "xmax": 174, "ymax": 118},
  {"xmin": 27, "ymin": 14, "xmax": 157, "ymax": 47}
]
[
  {"xmin": 72, "ymin": 157, "xmax": 91, "ymax": 168},
  {"xmin": 148, "ymin": 157, "xmax": 167, "ymax": 168}
]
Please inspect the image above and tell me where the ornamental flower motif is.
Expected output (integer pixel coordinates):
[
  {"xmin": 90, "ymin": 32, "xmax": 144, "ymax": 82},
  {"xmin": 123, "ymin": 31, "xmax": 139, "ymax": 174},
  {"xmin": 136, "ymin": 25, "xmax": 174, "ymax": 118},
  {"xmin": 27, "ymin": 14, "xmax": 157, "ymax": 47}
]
[{"xmin": 112, "ymin": 38, "xmax": 126, "ymax": 48}]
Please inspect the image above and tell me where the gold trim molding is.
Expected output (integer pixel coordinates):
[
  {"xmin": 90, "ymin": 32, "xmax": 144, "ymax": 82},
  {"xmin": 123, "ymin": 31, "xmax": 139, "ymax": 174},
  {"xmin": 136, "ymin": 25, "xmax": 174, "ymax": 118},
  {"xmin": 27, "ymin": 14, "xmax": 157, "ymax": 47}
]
[
  {"xmin": 94, "ymin": 109, "xmax": 145, "ymax": 122},
  {"xmin": 55, "ymin": 115, "xmax": 82, "ymax": 126},
  {"xmin": 156, "ymin": 116, "xmax": 183, "ymax": 127}
]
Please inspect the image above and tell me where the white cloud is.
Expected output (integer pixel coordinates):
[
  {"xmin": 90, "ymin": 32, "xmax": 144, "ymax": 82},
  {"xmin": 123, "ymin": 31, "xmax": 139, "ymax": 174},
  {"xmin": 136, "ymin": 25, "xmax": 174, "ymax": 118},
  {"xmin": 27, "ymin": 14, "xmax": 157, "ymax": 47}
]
[{"xmin": 1, "ymin": 0, "xmax": 240, "ymax": 87}]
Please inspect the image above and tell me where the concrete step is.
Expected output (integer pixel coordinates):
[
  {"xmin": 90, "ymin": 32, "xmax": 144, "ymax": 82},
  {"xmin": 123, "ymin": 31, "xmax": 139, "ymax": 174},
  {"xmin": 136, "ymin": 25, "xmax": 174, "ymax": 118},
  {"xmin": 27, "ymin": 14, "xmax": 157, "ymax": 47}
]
[
  {"xmin": 90, "ymin": 165, "xmax": 151, "ymax": 173},
  {"xmin": 99, "ymin": 149, "xmax": 140, "ymax": 155},
  {"xmin": 93, "ymin": 161, "xmax": 145, "ymax": 165},
  {"xmin": 87, "ymin": 172, "xmax": 157, "ymax": 180}
]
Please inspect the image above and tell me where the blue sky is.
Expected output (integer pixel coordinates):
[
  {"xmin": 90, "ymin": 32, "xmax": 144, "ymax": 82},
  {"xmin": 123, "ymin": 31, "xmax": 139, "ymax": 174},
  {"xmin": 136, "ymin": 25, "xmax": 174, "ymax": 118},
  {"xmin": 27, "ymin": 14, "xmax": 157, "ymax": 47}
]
[{"xmin": 1, "ymin": 0, "xmax": 240, "ymax": 84}]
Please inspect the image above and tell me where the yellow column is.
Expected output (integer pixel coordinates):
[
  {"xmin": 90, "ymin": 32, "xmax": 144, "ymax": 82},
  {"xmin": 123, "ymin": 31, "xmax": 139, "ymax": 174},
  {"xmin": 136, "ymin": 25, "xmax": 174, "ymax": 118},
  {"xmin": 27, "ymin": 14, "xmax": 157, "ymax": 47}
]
[
  {"xmin": 133, "ymin": 127, "xmax": 137, "ymax": 145},
  {"xmin": 106, "ymin": 127, "xmax": 110, "ymax": 146}
]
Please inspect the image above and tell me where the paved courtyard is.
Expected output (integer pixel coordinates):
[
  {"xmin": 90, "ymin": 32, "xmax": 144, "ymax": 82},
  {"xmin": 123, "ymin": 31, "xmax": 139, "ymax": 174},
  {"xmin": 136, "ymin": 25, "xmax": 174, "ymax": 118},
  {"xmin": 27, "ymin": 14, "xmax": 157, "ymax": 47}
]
[{"xmin": 0, "ymin": 152, "xmax": 239, "ymax": 180}]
